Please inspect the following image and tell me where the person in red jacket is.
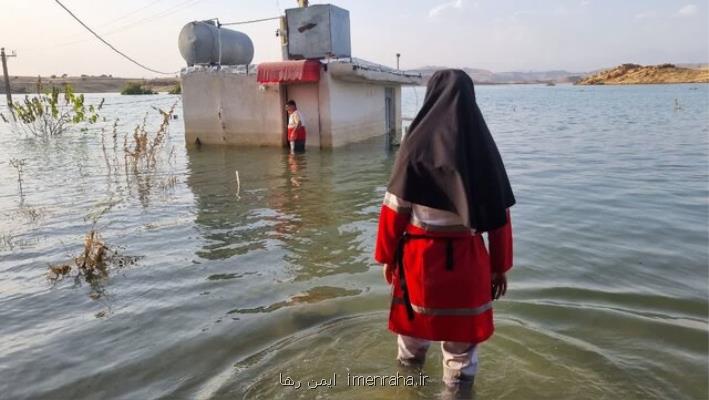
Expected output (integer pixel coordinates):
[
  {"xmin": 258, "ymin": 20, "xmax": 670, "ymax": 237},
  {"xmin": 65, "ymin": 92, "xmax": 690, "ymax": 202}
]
[
  {"xmin": 286, "ymin": 100, "xmax": 306, "ymax": 153},
  {"xmin": 374, "ymin": 69, "xmax": 515, "ymax": 388}
]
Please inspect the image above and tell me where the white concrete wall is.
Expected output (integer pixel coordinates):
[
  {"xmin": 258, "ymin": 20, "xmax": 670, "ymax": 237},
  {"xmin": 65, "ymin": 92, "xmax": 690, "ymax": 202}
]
[
  {"xmin": 181, "ymin": 70, "xmax": 284, "ymax": 146},
  {"xmin": 181, "ymin": 67, "xmax": 403, "ymax": 148},
  {"xmin": 319, "ymin": 72, "xmax": 402, "ymax": 147}
]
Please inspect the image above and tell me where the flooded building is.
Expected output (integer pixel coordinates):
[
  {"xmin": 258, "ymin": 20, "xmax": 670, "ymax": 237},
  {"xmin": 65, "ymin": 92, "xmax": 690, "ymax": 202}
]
[{"xmin": 179, "ymin": 3, "xmax": 421, "ymax": 148}]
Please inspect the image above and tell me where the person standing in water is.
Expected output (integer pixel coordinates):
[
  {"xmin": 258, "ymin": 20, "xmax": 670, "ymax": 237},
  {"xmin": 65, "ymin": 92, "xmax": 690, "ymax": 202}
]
[
  {"xmin": 374, "ymin": 69, "xmax": 515, "ymax": 388},
  {"xmin": 286, "ymin": 100, "xmax": 306, "ymax": 153}
]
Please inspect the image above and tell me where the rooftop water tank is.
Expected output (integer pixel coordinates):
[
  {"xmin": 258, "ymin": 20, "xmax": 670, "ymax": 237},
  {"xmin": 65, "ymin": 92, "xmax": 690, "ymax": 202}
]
[
  {"xmin": 285, "ymin": 4, "xmax": 351, "ymax": 60},
  {"xmin": 178, "ymin": 21, "xmax": 254, "ymax": 66}
]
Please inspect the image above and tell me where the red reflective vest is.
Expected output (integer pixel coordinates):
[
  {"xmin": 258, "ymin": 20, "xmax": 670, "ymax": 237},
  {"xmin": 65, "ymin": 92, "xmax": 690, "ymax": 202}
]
[{"xmin": 374, "ymin": 204, "xmax": 513, "ymax": 343}]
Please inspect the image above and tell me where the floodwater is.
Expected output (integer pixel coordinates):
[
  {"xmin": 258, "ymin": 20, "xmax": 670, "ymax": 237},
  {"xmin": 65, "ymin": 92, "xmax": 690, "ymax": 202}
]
[{"xmin": 0, "ymin": 84, "xmax": 707, "ymax": 400}]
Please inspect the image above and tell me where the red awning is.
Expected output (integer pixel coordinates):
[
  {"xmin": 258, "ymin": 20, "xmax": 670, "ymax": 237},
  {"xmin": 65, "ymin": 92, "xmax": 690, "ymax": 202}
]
[{"xmin": 257, "ymin": 60, "xmax": 321, "ymax": 84}]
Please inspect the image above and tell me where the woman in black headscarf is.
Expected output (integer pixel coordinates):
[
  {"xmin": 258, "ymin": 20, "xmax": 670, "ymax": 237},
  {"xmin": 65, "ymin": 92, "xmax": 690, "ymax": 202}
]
[{"xmin": 374, "ymin": 69, "xmax": 515, "ymax": 387}]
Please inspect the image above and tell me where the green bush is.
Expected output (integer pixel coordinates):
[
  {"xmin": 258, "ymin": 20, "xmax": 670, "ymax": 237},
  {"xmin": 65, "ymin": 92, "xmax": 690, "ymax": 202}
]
[
  {"xmin": 1, "ymin": 84, "xmax": 103, "ymax": 137},
  {"xmin": 168, "ymin": 83, "xmax": 181, "ymax": 95},
  {"xmin": 121, "ymin": 82, "xmax": 156, "ymax": 95}
]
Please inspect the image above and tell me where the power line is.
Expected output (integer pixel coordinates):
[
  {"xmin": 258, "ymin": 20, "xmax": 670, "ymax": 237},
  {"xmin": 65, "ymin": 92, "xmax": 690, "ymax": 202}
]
[
  {"xmin": 102, "ymin": 0, "xmax": 171, "ymax": 29},
  {"xmin": 100, "ymin": 0, "xmax": 204, "ymax": 37},
  {"xmin": 53, "ymin": 0, "xmax": 178, "ymax": 76},
  {"xmin": 59, "ymin": 0, "xmax": 169, "ymax": 43},
  {"xmin": 53, "ymin": 0, "xmax": 204, "ymax": 49},
  {"xmin": 220, "ymin": 16, "xmax": 282, "ymax": 26}
]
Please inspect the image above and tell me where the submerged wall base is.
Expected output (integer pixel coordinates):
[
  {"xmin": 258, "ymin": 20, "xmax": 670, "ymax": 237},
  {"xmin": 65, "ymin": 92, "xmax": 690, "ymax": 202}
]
[
  {"xmin": 181, "ymin": 69, "xmax": 284, "ymax": 147},
  {"xmin": 181, "ymin": 66, "xmax": 403, "ymax": 148}
]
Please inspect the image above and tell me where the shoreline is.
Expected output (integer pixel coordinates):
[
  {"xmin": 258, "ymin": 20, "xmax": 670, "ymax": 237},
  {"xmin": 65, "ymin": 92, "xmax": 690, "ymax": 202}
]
[
  {"xmin": 2, "ymin": 69, "xmax": 707, "ymax": 94},
  {"xmin": 0, "ymin": 76, "xmax": 179, "ymax": 94}
]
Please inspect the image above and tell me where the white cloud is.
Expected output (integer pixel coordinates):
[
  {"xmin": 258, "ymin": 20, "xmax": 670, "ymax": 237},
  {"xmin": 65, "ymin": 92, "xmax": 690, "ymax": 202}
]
[
  {"xmin": 429, "ymin": 0, "xmax": 465, "ymax": 18},
  {"xmin": 635, "ymin": 10, "xmax": 657, "ymax": 20},
  {"xmin": 677, "ymin": 4, "xmax": 698, "ymax": 17},
  {"xmin": 580, "ymin": 0, "xmax": 590, "ymax": 7}
]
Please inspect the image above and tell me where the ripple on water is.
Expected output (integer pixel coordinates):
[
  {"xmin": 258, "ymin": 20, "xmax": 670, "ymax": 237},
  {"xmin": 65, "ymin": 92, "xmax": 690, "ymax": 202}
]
[
  {"xmin": 182, "ymin": 309, "xmax": 701, "ymax": 400},
  {"xmin": 0, "ymin": 87, "xmax": 707, "ymax": 400}
]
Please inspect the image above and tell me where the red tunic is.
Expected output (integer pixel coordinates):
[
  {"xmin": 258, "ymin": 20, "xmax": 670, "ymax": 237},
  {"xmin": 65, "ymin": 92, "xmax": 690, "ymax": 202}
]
[
  {"xmin": 287, "ymin": 126, "xmax": 306, "ymax": 142},
  {"xmin": 374, "ymin": 199, "xmax": 513, "ymax": 343}
]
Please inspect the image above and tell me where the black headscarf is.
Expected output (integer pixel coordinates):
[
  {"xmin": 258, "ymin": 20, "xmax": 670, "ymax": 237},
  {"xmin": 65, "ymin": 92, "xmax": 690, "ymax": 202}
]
[{"xmin": 388, "ymin": 69, "xmax": 515, "ymax": 232}]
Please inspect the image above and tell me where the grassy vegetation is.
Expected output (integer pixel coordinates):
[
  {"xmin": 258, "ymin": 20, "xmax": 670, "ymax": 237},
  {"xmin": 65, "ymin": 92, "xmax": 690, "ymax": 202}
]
[
  {"xmin": 168, "ymin": 83, "xmax": 181, "ymax": 95},
  {"xmin": 46, "ymin": 102, "xmax": 178, "ymax": 301},
  {"xmin": 48, "ymin": 227, "xmax": 141, "ymax": 300},
  {"xmin": 121, "ymin": 82, "xmax": 157, "ymax": 95},
  {"xmin": 1, "ymin": 84, "xmax": 103, "ymax": 137}
]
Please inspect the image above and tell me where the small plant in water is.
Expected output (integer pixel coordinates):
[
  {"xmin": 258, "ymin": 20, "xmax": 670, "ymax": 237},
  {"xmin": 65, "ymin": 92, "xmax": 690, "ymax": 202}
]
[
  {"xmin": 48, "ymin": 201, "xmax": 141, "ymax": 300},
  {"xmin": 48, "ymin": 228, "xmax": 141, "ymax": 300},
  {"xmin": 1, "ymin": 84, "xmax": 103, "ymax": 137},
  {"xmin": 49, "ymin": 229, "xmax": 110, "ymax": 299},
  {"xmin": 8, "ymin": 158, "xmax": 26, "ymax": 202},
  {"xmin": 0, "ymin": 234, "xmax": 15, "ymax": 252},
  {"xmin": 119, "ymin": 102, "xmax": 179, "ymax": 207},
  {"xmin": 19, "ymin": 206, "xmax": 42, "ymax": 224},
  {"xmin": 124, "ymin": 102, "xmax": 178, "ymax": 170}
]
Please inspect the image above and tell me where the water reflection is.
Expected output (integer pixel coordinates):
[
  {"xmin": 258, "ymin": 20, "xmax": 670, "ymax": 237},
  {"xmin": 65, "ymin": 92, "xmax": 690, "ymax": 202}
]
[
  {"xmin": 185, "ymin": 139, "xmax": 393, "ymax": 282},
  {"xmin": 228, "ymin": 286, "xmax": 363, "ymax": 314}
]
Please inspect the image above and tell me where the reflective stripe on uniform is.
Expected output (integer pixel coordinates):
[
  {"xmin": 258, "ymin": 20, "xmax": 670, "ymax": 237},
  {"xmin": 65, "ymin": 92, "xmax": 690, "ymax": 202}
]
[
  {"xmin": 409, "ymin": 214, "xmax": 474, "ymax": 233},
  {"xmin": 392, "ymin": 297, "xmax": 492, "ymax": 316},
  {"xmin": 383, "ymin": 192, "xmax": 412, "ymax": 213}
]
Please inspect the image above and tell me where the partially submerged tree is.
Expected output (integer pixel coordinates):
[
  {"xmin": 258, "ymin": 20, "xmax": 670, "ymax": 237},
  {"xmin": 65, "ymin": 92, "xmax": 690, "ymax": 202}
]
[{"xmin": 1, "ymin": 84, "xmax": 103, "ymax": 137}]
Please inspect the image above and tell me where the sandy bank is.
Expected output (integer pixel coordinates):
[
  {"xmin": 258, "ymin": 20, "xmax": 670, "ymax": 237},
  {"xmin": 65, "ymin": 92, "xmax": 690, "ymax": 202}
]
[{"xmin": 576, "ymin": 64, "xmax": 709, "ymax": 85}]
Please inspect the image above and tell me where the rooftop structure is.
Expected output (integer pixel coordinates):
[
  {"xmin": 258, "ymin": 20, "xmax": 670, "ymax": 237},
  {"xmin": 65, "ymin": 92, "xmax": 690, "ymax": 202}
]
[{"xmin": 179, "ymin": 3, "xmax": 421, "ymax": 148}]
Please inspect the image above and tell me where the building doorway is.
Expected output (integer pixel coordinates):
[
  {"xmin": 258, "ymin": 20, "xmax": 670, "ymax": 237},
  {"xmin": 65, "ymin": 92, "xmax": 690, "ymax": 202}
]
[
  {"xmin": 385, "ymin": 87, "xmax": 395, "ymax": 147},
  {"xmin": 283, "ymin": 83, "xmax": 321, "ymax": 149}
]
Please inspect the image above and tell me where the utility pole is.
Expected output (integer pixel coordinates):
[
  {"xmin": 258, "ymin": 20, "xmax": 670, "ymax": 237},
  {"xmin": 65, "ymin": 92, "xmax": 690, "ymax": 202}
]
[{"xmin": 1, "ymin": 48, "xmax": 17, "ymax": 107}]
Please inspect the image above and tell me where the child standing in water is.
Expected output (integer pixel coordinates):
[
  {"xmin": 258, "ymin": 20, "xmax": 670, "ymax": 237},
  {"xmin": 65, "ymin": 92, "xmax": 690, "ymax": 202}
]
[
  {"xmin": 286, "ymin": 100, "xmax": 306, "ymax": 153},
  {"xmin": 374, "ymin": 69, "xmax": 515, "ymax": 389}
]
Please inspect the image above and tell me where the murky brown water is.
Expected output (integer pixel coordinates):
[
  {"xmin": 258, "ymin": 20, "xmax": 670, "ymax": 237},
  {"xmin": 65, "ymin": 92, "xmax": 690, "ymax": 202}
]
[{"xmin": 1, "ymin": 85, "xmax": 707, "ymax": 399}]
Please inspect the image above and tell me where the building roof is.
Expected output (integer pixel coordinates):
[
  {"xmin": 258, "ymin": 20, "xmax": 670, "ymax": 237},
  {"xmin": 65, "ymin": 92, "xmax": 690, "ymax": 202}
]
[{"xmin": 326, "ymin": 58, "xmax": 422, "ymax": 85}]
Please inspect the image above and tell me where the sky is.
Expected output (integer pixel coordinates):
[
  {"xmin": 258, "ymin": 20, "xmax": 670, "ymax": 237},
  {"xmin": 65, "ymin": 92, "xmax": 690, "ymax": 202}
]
[{"xmin": 1, "ymin": 0, "xmax": 708, "ymax": 78}]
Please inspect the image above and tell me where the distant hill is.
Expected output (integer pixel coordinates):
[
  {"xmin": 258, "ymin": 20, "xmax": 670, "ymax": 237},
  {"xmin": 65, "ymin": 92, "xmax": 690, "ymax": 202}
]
[
  {"xmin": 3, "ymin": 63, "xmax": 706, "ymax": 94},
  {"xmin": 407, "ymin": 66, "xmax": 586, "ymax": 85},
  {"xmin": 576, "ymin": 63, "xmax": 709, "ymax": 85}
]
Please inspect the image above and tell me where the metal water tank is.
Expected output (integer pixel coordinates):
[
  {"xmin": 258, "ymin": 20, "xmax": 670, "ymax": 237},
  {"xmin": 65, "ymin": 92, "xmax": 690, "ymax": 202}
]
[
  {"xmin": 286, "ymin": 4, "xmax": 351, "ymax": 60},
  {"xmin": 178, "ymin": 21, "xmax": 254, "ymax": 66}
]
